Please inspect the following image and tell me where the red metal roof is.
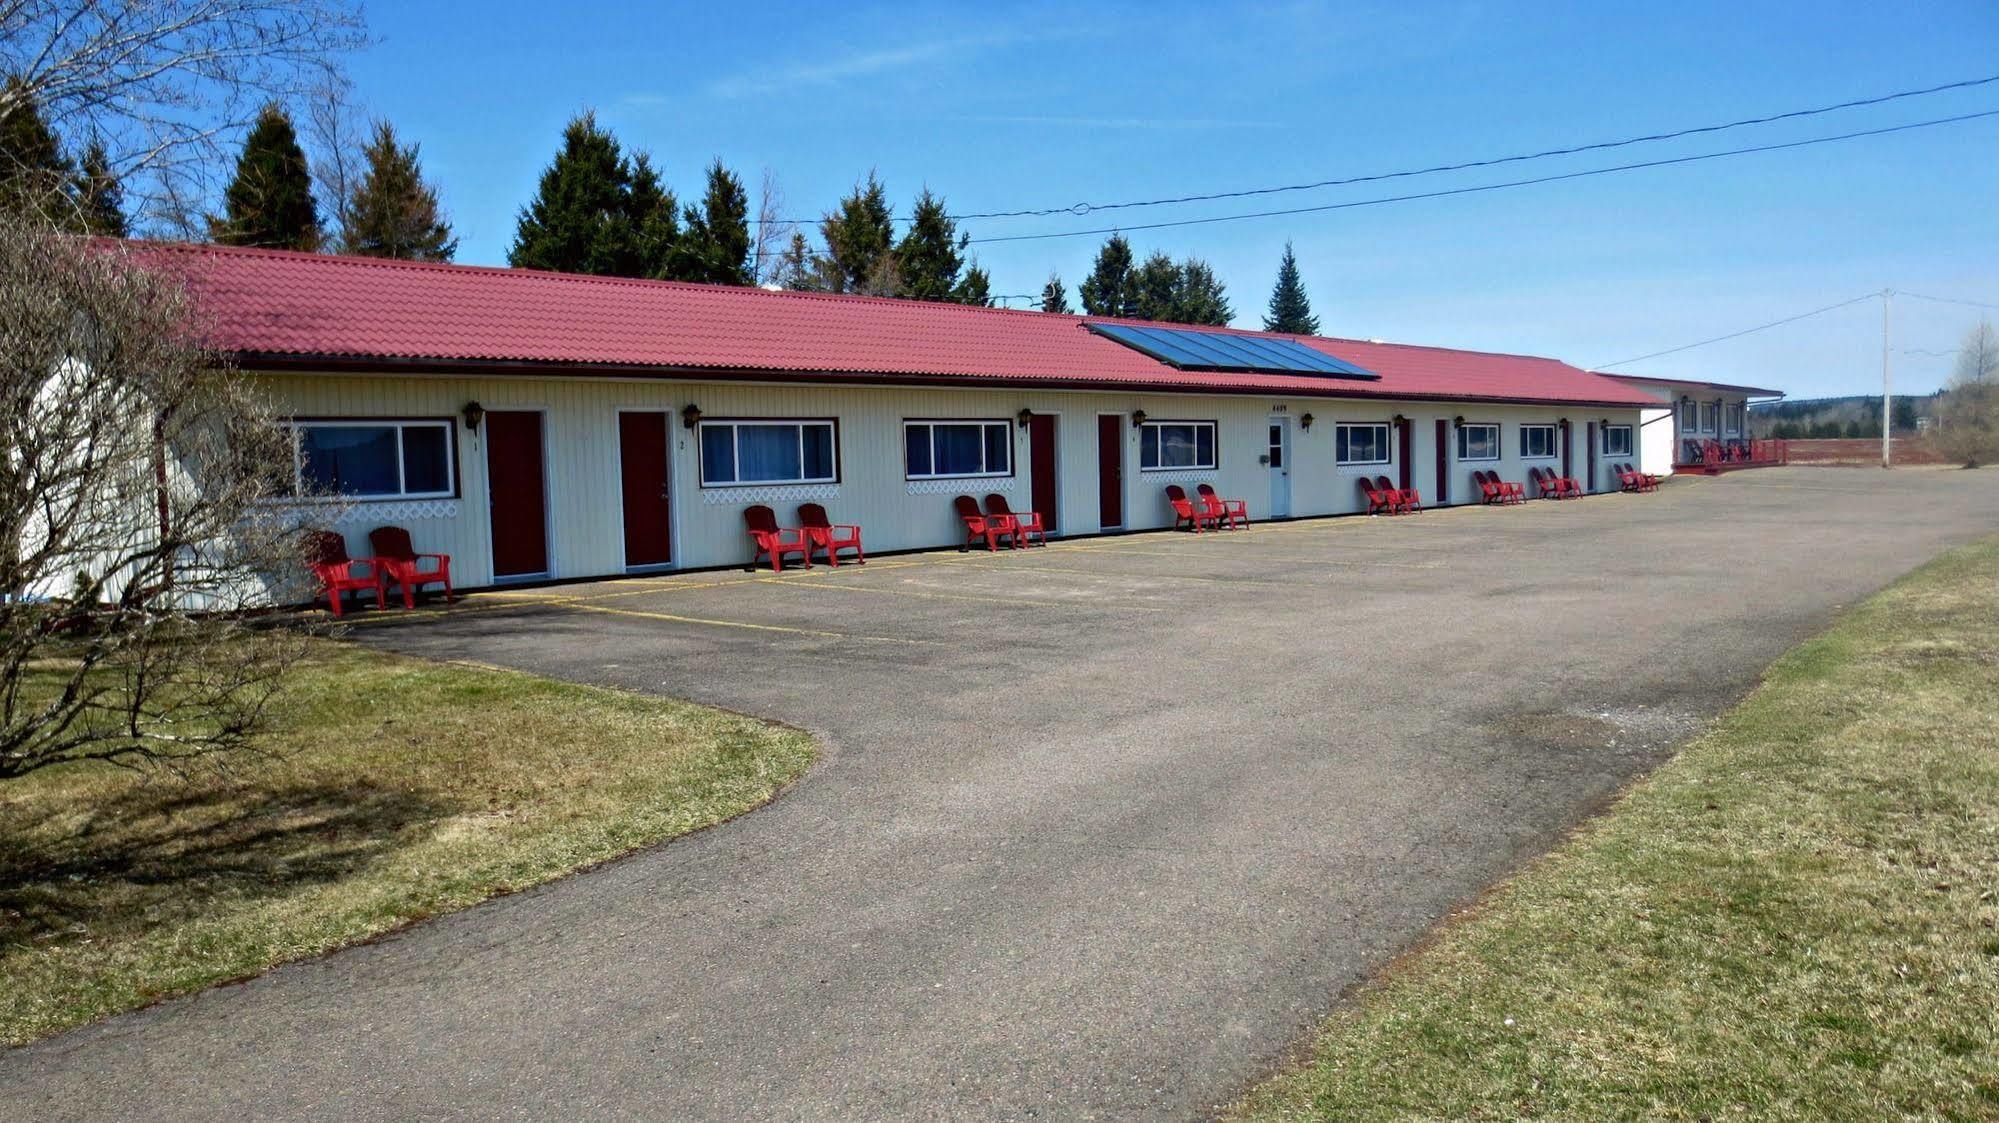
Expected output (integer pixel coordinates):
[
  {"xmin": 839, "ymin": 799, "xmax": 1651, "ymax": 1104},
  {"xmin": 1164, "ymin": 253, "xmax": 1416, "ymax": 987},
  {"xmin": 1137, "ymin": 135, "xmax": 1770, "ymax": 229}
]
[
  {"xmin": 125, "ymin": 240, "xmax": 1662, "ymax": 408},
  {"xmin": 1595, "ymin": 372, "xmax": 1786, "ymax": 399}
]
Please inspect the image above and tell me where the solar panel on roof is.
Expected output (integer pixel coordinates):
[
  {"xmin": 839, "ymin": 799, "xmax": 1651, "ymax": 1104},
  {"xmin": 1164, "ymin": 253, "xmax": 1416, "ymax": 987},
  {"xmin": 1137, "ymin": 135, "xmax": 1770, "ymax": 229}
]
[{"xmin": 1086, "ymin": 323, "xmax": 1379, "ymax": 379}]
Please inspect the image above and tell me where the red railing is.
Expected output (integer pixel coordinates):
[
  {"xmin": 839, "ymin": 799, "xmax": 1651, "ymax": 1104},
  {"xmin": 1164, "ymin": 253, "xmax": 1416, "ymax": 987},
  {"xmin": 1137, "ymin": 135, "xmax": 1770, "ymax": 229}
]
[{"xmin": 1677, "ymin": 438, "xmax": 1787, "ymax": 467}]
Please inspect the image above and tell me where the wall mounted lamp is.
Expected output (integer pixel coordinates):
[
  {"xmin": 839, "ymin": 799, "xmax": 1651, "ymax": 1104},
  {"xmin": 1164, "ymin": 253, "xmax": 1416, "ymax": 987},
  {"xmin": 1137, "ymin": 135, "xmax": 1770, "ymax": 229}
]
[
  {"xmin": 1017, "ymin": 408, "xmax": 1035, "ymax": 429},
  {"xmin": 461, "ymin": 400, "xmax": 485, "ymax": 432},
  {"xmin": 681, "ymin": 403, "xmax": 703, "ymax": 430},
  {"xmin": 1299, "ymin": 412, "xmax": 1315, "ymax": 431},
  {"xmin": 1131, "ymin": 409, "xmax": 1148, "ymax": 428}
]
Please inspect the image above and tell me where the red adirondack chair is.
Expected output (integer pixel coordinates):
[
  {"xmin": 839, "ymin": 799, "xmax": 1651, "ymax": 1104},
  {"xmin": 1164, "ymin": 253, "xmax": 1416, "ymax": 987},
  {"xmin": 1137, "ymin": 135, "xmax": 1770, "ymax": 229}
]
[
  {"xmin": 956, "ymin": 495, "xmax": 1018, "ymax": 551},
  {"xmin": 798, "ymin": 503, "xmax": 864, "ymax": 566},
  {"xmin": 984, "ymin": 493, "xmax": 1046, "ymax": 546},
  {"xmin": 304, "ymin": 530, "xmax": 385, "ymax": 617},
  {"xmin": 1474, "ymin": 470, "xmax": 1524, "ymax": 505},
  {"xmin": 1377, "ymin": 475, "xmax": 1422, "ymax": 514},
  {"xmin": 1620, "ymin": 463, "xmax": 1660, "ymax": 492},
  {"xmin": 1165, "ymin": 485, "xmax": 1220, "ymax": 532},
  {"xmin": 1530, "ymin": 466, "xmax": 1580, "ymax": 499},
  {"xmin": 1196, "ymin": 483, "xmax": 1249, "ymax": 529},
  {"xmin": 1359, "ymin": 475, "xmax": 1398, "ymax": 515},
  {"xmin": 744, "ymin": 505, "xmax": 812, "ymax": 571},
  {"xmin": 367, "ymin": 526, "xmax": 452, "ymax": 608}
]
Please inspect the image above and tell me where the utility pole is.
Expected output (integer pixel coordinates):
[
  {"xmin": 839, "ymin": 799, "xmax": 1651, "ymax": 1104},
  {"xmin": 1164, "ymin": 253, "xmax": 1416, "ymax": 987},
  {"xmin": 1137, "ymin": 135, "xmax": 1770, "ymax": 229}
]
[{"xmin": 1881, "ymin": 288, "xmax": 1893, "ymax": 469}]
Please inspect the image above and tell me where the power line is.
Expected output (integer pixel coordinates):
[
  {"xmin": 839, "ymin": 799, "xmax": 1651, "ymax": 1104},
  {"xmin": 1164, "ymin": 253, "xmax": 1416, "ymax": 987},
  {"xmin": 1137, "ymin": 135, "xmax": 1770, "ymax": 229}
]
[
  {"xmin": 965, "ymin": 107, "xmax": 1999, "ymax": 245},
  {"xmin": 1898, "ymin": 290, "xmax": 1999, "ymax": 311},
  {"xmin": 946, "ymin": 73, "xmax": 1999, "ymax": 222},
  {"xmin": 1593, "ymin": 294, "xmax": 1881, "ymax": 369}
]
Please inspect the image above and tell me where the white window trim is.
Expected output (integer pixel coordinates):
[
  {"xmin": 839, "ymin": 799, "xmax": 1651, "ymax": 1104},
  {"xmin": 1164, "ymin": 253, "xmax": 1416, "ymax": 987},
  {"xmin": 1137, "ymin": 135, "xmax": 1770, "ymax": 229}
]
[
  {"xmin": 902, "ymin": 419, "xmax": 1013, "ymax": 481},
  {"xmin": 1700, "ymin": 403, "xmax": 1719, "ymax": 434},
  {"xmin": 1725, "ymin": 402, "xmax": 1745, "ymax": 436},
  {"xmin": 1681, "ymin": 403, "xmax": 1699, "ymax": 434},
  {"xmin": 283, "ymin": 418, "xmax": 457, "ymax": 501},
  {"xmin": 1333, "ymin": 422, "xmax": 1391, "ymax": 466},
  {"xmin": 1519, "ymin": 424, "xmax": 1558, "ymax": 460},
  {"xmin": 697, "ymin": 419, "xmax": 839, "ymax": 488},
  {"xmin": 1457, "ymin": 422, "xmax": 1501, "ymax": 462},
  {"xmin": 1138, "ymin": 420, "xmax": 1218, "ymax": 472},
  {"xmin": 1602, "ymin": 424, "xmax": 1634, "ymax": 457}
]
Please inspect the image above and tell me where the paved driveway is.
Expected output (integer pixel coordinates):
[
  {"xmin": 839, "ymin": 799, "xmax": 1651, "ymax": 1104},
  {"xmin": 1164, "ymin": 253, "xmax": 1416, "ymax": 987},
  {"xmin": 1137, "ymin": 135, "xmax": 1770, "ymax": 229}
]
[{"xmin": 6, "ymin": 468, "xmax": 1996, "ymax": 1121}]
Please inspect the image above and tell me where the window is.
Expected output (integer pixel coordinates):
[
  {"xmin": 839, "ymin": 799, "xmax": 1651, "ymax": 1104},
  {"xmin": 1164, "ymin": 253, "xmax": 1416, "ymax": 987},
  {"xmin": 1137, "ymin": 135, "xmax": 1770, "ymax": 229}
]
[
  {"xmin": 904, "ymin": 420, "xmax": 1012, "ymax": 479},
  {"xmin": 1602, "ymin": 424, "xmax": 1634, "ymax": 457},
  {"xmin": 1139, "ymin": 420, "xmax": 1217, "ymax": 471},
  {"xmin": 1727, "ymin": 402, "xmax": 1746, "ymax": 435},
  {"xmin": 1334, "ymin": 422, "xmax": 1391, "ymax": 466},
  {"xmin": 1456, "ymin": 423, "xmax": 1500, "ymax": 461},
  {"xmin": 1519, "ymin": 424, "xmax": 1558, "ymax": 459},
  {"xmin": 698, "ymin": 419, "xmax": 837, "ymax": 487},
  {"xmin": 286, "ymin": 419, "xmax": 455, "ymax": 499},
  {"xmin": 1681, "ymin": 401, "xmax": 1699, "ymax": 433},
  {"xmin": 1701, "ymin": 402, "xmax": 1719, "ymax": 433}
]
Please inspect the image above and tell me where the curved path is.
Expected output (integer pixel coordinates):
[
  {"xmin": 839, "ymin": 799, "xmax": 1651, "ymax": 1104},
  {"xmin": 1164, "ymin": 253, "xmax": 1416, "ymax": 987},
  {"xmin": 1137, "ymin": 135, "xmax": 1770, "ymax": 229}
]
[{"xmin": 5, "ymin": 469, "xmax": 1995, "ymax": 1120}]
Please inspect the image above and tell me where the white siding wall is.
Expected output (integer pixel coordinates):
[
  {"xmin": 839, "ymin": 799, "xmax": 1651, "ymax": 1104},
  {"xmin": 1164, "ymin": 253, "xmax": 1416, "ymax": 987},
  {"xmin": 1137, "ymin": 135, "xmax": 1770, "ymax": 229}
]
[{"xmin": 261, "ymin": 371, "xmax": 1643, "ymax": 587}]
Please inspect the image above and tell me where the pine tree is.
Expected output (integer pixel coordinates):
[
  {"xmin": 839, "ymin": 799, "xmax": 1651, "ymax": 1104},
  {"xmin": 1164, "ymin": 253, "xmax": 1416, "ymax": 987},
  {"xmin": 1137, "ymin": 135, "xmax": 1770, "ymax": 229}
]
[
  {"xmin": 339, "ymin": 121, "xmax": 454, "ymax": 260},
  {"xmin": 1174, "ymin": 258, "xmax": 1232, "ymax": 326},
  {"xmin": 953, "ymin": 263, "xmax": 992, "ymax": 307},
  {"xmin": 1262, "ymin": 242, "xmax": 1318, "ymax": 334},
  {"xmin": 894, "ymin": 188, "xmax": 966, "ymax": 301},
  {"xmin": 672, "ymin": 159, "xmax": 751, "ymax": 284},
  {"xmin": 775, "ymin": 231, "xmax": 828, "ymax": 291},
  {"xmin": 74, "ymin": 141, "xmax": 127, "ymax": 237},
  {"xmin": 1079, "ymin": 234, "xmax": 1137, "ymax": 317},
  {"xmin": 510, "ymin": 112, "xmax": 651, "ymax": 276},
  {"xmin": 1039, "ymin": 273, "xmax": 1072, "ymax": 314},
  {"xmin": 627, "ymin": 153, "xmax": 680, "ymax": 279},
  {"xmin": 1133, "ymin": 252, "xmax": 1182, "ymax": 322},
  {"xmin": 212, "ymin": 104, "xmax": 321, "ymax": 250},
  {"xmin": 1, "ymin": 81, "xmax": 75, "ymax": 225},
  {"xmin": 818, "ymin": 171, "xmax": 894, "ymax": 293}
]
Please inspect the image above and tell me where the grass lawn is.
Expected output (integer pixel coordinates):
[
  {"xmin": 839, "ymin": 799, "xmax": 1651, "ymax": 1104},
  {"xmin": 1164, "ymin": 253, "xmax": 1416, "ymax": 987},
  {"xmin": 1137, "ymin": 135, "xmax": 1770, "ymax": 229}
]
[
  {"xmin": 0, "ymin": 642, "xmax": 815, "ymax": 1046},
  {"xmin": 1236, "ymin": 533, "xmax": 1999, "ymax": 1121}
]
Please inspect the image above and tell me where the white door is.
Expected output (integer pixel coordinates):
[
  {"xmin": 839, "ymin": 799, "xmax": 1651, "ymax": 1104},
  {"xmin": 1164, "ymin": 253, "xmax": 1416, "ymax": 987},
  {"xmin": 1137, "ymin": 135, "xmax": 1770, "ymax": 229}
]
[{"xmin": 1266, "ymin": 418, "xmax": 1292, "ymax": 518}]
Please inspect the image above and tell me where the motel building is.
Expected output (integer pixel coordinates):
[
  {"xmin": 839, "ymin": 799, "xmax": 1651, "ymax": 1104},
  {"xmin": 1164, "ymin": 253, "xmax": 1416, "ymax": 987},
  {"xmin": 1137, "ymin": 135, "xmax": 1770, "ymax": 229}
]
[
  {"xmin": 1598, "ymin": 374, "xmax": 1789, "ymax": 476},
  {"xmin": 150, "ymin": 243, "xmax": 1768, "ymax": 589}
]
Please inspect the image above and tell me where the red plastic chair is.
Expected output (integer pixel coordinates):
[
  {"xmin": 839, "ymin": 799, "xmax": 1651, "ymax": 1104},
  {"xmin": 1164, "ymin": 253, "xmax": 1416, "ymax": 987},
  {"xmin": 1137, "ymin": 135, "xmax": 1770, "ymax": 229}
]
[
  {"xmin": 744, "ymin": 505, "xmax": 812, "ymax": 572},
  {"xmin": 955, "ymin": 495, "xmax": 1018, "ymax": 551},
  {"xmin": 1376, "ymin": 475, "xmax": 1422, "ymax": 513},
  {"xmin": 304, "ymin": 530, "xmax": 385, "ymax": 617},
  {"xmin": 984, "ymin": 493, "xmax": 1046, "ymax": 546},
  {"xmin": 1165, "ymin": 485, "xmax": 1219, "ymax": 532},
  {"xmin": 1530, "ymin": 466, "xmax": 1580, "ymax": 499},
  {"xmin": 1196, "ymin": 484, "xmax": 1248, "ymax": 529},
  {"xmin": 1359, "ymin": 476, "xmax": 1397, "ymax": 515},
  {"xmin": 367, "ymin": 526, "xmax": 452, "ymax": 608},
  {"xmin": 1474, "ymin": 470, "xmax": 1524, "ymax": 505},
  {"xmin": 1621, "ymin": 463, "xmax": 1660, "ymax": 491},
  {"xmin": 798, "ymin": 503, "xmax": 864, "ymax": 566}
]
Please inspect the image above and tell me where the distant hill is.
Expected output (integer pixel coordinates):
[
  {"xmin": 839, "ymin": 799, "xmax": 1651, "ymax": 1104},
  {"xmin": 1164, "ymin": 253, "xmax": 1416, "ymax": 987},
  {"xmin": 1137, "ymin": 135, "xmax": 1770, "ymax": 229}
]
[{"xmin": 1751, "ymin": 392, "xmax": 1940, "ymax": 439}]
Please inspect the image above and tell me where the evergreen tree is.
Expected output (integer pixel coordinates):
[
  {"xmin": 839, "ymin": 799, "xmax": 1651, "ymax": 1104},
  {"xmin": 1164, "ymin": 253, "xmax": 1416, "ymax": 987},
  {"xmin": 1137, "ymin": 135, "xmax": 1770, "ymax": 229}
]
[
  {"xmin": 212, "ymin": 103, "xmax": 321, "ymax": 251},
  {"xmin": 818, "ymin": 171, "xmax": 894, "ymax": 293},
  {"xmin": 339, "ymin": 121, "xmax": 454, "ymax": 261},
  {"xmin": 1133, "ymin": 251, "xmax": 1182, "ymax": 322},
  {"xmin": 74, "ymin": 140, "xmax": 127, "ymax": 237},
  {"xmin": 626, "ymin": 153, "xmax": 681, "ymax": 279},
  {"xmin": 953, "ymin": 263, "xmax": 992, "ymax": 307},
  {"xmin": 1174, "ymin": 258, "xmax": 1232, "ymax": 326},
  {"xmin": 894, "ymin": 188, "xmax": 966, "ymax": 301},
  {"xmin": 0, "ymin": 81, "xmax": 74, "ymax": 224},
  {"xmin": 673, "ymin": 159, "xmax": 751, "ymax": 284},
  {"xmin": 1262, "ymin": 242, "xmax": 1318, "ymax": 334},
  {"xmin": 510, "ymin": 112, "xmax": 649, "ymax": 276},
  {"xmin": 775, "ymin": 230, "xmax": 828, "ymax": 291},
  {"xmin": 1079, "ymin": 234, "xmax": 1137, "ymax": 317},
  {"xmin": 1039, "ymin": 273, "xmax": 1072, "ymax": 314}
]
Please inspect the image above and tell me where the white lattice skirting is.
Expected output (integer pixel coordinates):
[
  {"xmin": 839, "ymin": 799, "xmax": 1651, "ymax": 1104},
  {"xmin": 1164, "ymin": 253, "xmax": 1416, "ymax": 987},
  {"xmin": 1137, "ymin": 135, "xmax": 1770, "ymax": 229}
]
[
  {"xmin": 268, "ymin": 499, "xmax": 460, "ymax": 523},
  {"xmin": 700, "ymin": 483, "xmax": 840, "ymax": 505},
  {"xmin": 1138, "ymin": 470, "xmax": 1219, "ymax": 484},
  {"xmin": 906, "ymin": 476, "xmax": 1016, "ymax": 495}
]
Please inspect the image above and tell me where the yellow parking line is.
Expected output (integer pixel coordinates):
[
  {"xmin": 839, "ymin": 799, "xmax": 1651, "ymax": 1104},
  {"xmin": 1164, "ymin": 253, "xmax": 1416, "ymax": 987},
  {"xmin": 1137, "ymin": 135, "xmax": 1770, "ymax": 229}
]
[{"xmin": 562, "ymin": 600, "xmax": 942, "ymax": 646}]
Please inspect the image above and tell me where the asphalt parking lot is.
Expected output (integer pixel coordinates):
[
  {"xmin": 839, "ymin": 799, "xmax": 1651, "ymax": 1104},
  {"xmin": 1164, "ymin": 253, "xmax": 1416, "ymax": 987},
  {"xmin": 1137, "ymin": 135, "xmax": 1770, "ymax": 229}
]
[{"xmin": 6, "ymin": 467, "xmax": 1997, "ymax": 1121}]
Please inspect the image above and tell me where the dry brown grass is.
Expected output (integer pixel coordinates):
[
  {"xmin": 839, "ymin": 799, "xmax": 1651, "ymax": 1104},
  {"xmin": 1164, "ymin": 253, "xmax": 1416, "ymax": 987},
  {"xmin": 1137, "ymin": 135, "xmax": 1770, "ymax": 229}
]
[{"xmin": 0, "ymin": 642, "xmax": 815, "ymax": 1045}]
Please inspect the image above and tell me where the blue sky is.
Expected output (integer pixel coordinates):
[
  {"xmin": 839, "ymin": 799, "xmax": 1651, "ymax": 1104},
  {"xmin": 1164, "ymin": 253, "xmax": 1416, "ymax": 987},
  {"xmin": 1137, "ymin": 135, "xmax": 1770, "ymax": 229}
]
[{"xmin": 346, "ymin": 0, "xmax": 1999, "ymax": 397}]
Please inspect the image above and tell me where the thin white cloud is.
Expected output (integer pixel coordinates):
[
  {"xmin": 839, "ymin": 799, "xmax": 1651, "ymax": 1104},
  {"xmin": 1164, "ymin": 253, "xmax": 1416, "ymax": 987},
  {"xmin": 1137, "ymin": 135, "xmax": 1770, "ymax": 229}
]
[{"xmin": 706, "ymin": 34, "xmax": 1023, "ymax": 99}]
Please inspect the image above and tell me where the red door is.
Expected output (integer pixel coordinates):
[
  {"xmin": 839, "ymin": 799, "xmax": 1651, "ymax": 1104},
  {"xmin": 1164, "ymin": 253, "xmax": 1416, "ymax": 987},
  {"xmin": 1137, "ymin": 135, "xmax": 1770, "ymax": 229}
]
[
  {"xmin": 619, "ymin": 411, "xmax": 671, "ymax": 567},
  {"xmin": 1561, "ymin": 421, "xmax": 1573, "ymax": 487},
  {"xmin": 1586, "ymin": 422, "xmax": 1598, "ymax": 494},
  {"xmin": 1096, "ymin": 414, "xmax": 1123, "ymax": 529},
  {"xmin": 486, "ymin": 411, "xmax": 549, "ymax": 578},
  {"xmin": 1434, "ymin": 418, "xmax": 1450, "ymax": 505},
  {"xmin": 1397, "ymin": 418, "xmax": 1414, "ymax": 493},
  {"xmin": 1028, "ymin": 414, "xmax": 1058, "ymax": 534}
]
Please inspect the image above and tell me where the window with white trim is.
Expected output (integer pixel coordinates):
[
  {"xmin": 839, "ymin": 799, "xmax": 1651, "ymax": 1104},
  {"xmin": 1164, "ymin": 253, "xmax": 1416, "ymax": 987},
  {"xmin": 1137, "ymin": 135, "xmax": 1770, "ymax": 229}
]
[
  {"xmin": 1681, "ymin": 401, "xmax": 1699, "ymax": 433},
  {"xmin": 1139, "ymin": 420, "xmax": 1217, "ymax": 471},
  {"xmin": 1456, "ymin": 423, "xmax": 1500, "ymax": 461},
  {"xmin": 1602, "ymin": 424, "xmax": 1634, "ymax": 457},
  {"xmin": 1701, "ymin": 402, "xmax": 1719, "ymax": 433},
  {"xmin": 698, "ymin": 419, "xmax": 837, "ymax": 487},
  {"xmin": 903, "ymin": 420, "xmax": 1011, "ymax": 479},
  {"xmin": 285, "ymin": 419, "xmax": 455, "ymax": 499},
  {"xmin": 1726, "ymin": 402, "xmax": 1746, "ymax": 435},
  {"xmin": 1519, "ymin": 424, "xmax": 1558, "ymax": 459},
  {"xmin": 1334, "ymin": 422, "xmax": 1391, "ymax": 466}
]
